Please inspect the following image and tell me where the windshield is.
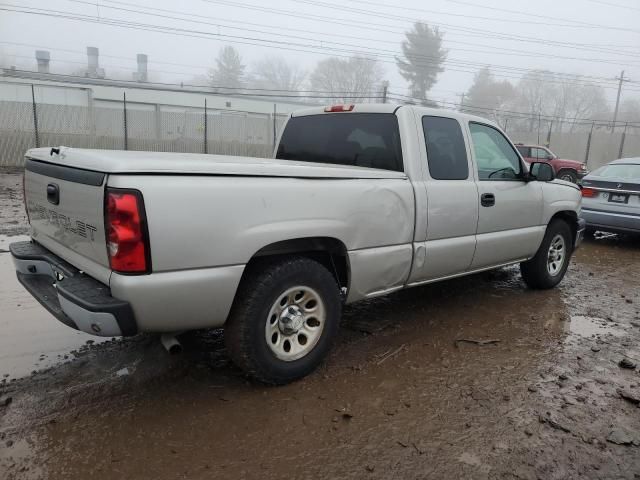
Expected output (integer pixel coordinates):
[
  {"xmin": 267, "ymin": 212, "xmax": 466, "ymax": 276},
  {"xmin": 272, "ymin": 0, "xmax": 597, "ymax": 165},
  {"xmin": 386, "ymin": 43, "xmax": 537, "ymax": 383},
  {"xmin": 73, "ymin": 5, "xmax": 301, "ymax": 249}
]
[
  {"xmin": 276, "ymin": 113, "xmax": 403, "ymax": 172},
  {"xmin": 591, "ymin": 163, "xmax": 640, "ymax": 180}
]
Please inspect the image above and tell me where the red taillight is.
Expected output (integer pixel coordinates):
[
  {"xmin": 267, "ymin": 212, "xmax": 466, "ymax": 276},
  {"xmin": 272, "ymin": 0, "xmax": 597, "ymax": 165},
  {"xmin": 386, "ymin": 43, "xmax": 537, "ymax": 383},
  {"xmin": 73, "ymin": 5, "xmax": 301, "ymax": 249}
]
[
  {"xmin": 581, "ymin": 187, "xmax": 597, "ymax": 198},
  {"xmin": 105, "ymin": 188, "xmax": 150, "ymax": 274},
  {"xmin": 324, "ymin": 104, "xmax": 355, "ymax": 112}
]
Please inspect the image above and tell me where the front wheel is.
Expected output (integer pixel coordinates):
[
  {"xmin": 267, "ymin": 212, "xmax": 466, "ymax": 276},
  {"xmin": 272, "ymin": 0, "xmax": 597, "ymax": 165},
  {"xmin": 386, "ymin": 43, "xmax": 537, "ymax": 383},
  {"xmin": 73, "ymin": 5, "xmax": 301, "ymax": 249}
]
[
  {"xmin": 520, "ymin": 220, "xmax": 573, "ymax": 289},
  {"xmin": 224, "ymin": 257, "xmax": 341, "ymax": 384}
]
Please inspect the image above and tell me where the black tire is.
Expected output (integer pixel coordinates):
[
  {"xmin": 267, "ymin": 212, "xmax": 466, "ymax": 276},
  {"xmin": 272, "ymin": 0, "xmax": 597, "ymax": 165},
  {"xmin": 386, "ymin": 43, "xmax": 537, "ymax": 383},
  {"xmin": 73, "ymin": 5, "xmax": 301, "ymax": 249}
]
[
  {"xmin": 225, "ymin": 257, "xmax": 341, "ymax": 385},
  {"xmin": 520, "ymin": 219, "xmax": 573, "ymax": 289},
  {"xmin": 557, "ymin": 169, "xmax": 577, "ymax": 183}
]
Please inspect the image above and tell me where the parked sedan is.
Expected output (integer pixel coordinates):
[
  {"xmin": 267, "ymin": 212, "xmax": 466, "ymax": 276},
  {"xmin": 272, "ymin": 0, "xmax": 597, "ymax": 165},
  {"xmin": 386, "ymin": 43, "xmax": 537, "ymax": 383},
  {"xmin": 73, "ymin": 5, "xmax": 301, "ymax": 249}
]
[{"xmin": 581, "ymin": 158, "xmax": 640, "ymax": 236}]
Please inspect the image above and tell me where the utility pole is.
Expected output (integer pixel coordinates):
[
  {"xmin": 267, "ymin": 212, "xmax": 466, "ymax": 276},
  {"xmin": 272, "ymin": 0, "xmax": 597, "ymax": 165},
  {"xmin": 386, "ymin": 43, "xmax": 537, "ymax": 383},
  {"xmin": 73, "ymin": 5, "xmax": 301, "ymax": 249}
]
[
  {"xmin": 123, "ymin": 91, "xmax": 128, "ymax": 151},
  {"xmin": 612, "ymin": 70, "xmax": 630, "ymax": 128},
  {"xmin": 31, "ymin": 84, "xmax": 39, "ymax": 148},
  {"xmin": 619, "ymin": 122, "xmax": 628, "ymax": 159},
  {"xmin": 381, "ymin": 81, "xmax": 389, "ymax": 104},
  {"xmin": 585, "ymin": 122, "xmax": 595, "ymax": 166},
  {"xmin": 457, "ymin": 92, "xmax": 466, "ymax": 111},
  {"xmin": 203, "ymin": 98, "xmax": 208, "ymax": 155}
]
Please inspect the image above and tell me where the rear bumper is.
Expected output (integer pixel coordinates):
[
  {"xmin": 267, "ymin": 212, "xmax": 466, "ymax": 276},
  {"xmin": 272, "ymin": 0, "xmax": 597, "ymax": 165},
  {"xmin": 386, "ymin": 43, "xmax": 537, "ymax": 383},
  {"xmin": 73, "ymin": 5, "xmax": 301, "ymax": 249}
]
[
  {"xmin": 582, "ymin": 208, "xmax": 640, "ymax": 234},
  {"xmin": 10, "ymin": 241, "xmax": 137, "ymax": 337}
]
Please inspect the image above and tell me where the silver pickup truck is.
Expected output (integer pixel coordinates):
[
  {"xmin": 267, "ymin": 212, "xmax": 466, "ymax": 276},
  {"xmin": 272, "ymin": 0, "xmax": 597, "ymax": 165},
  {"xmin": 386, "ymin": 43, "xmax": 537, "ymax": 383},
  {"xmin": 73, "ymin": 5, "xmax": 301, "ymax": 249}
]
[{"xmin": 11, "ymin": 104, "xmax": 584, "ymax": 384}]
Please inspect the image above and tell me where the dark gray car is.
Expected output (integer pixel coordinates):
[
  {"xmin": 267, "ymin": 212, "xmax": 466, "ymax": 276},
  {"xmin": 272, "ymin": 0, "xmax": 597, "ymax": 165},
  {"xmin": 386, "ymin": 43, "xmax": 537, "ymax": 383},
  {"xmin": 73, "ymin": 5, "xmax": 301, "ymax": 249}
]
[{"xmin": 581, "ymin": 158, "xmax": 640, "ymax": 235}]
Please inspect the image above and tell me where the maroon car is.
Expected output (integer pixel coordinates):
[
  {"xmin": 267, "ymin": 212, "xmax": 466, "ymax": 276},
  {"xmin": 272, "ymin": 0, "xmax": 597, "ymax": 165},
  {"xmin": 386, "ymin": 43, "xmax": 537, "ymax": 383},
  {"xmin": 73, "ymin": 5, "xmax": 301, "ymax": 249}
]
[{"xmin": 515, "ymin": 144, "xmax": 588, "ymax": 183}]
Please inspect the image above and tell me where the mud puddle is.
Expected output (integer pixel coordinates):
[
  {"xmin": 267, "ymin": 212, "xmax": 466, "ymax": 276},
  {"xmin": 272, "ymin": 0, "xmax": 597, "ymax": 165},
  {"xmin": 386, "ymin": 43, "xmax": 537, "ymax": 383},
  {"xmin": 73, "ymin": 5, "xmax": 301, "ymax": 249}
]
[
  {"xmin": 0, "ymin": 171, "xmax": 28, "ymax": 237},
  {"xmin": 1, "ymin": 263, "xmax": 575, "ymax": 479},
  {"xmin": 0, "ymin": 235, "xmax": 108, "ymax": 380},
  {"xmin": 568, "ymin": 315, "xmax": 626, "ymax": 339}
]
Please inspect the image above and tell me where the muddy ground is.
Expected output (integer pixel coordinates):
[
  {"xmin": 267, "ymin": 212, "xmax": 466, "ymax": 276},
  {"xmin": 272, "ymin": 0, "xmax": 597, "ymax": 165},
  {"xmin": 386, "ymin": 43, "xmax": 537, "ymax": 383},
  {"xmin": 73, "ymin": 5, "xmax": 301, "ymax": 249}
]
[{"xmin": 1, "ymin": 170, "xmax": 639, "ymax": 479}]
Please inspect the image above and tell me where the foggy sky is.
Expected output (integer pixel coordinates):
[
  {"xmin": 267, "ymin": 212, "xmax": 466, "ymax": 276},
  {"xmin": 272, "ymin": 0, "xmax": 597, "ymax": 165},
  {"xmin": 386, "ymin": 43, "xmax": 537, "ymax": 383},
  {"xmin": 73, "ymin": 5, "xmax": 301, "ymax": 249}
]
[{"xmin": 0, "ymin": 0, "xmax": 638, "ymax": 106}]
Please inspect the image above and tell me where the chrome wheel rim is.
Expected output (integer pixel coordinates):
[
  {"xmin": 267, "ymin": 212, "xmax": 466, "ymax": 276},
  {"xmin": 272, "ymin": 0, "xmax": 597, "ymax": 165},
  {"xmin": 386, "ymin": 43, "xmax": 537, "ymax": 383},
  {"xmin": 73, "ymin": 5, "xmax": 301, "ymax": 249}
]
[
  {"xmin": 560, "ymin": 174, "xmax": 574, "ymax": 182},
  {"xmin": 265, "ymin": 286, "xmax": 326, "ymax": 361},
  {"xmin": 547, "ymin": 234, "xmax": 566, "ymax": 276}
]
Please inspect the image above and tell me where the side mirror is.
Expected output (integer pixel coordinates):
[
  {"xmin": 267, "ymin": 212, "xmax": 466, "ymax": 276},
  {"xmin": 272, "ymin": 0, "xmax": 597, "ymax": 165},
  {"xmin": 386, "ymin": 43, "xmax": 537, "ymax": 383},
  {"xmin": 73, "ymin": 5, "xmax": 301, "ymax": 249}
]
[
  {"xmin": 546, "ymin": 154, "xmax": 554, "ymax": 161},
  {"xmin": 530, "ymin": 162, "xmax": 555, "ymax": 182}
]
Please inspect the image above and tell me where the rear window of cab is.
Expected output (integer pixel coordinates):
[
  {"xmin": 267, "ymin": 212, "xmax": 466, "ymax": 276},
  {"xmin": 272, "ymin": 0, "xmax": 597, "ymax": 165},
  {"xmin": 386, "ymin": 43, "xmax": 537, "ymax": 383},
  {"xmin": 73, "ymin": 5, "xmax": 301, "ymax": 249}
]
[{"xmin": 276, "ymin": 113, "xmax": 404, "ymax": 172}]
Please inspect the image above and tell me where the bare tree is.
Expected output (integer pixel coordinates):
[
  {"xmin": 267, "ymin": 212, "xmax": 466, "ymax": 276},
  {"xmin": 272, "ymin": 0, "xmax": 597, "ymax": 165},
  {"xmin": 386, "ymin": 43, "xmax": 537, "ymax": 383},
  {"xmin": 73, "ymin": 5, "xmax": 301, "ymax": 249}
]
[
  {"xmin": 510, "ymin": 70, "xmax": 558, "ymax": 130},
  {"xmin": 209, "ymin": 46, "xmax": 245, "ymax": 91},
  {"xmin": 309, "ymin": 56, "xmax": 384, "ymax": 103},
  {"xmin": 509, "ymin": 71, "xmax": 609, "ymax": 132},
  {"xmin": 562, "ymin": 81, "xmax": 609, "ymax": 132},
  {"xmin": 396, "ymin": 22, "xmax": 447, "ymax": 103},
  {"xmin": 464, "ymin": 67, "xmax": 516, "ymax": 125},
  {"xmin": 250, "ymin": 56, "xmax": 306, "ymax": 94}
]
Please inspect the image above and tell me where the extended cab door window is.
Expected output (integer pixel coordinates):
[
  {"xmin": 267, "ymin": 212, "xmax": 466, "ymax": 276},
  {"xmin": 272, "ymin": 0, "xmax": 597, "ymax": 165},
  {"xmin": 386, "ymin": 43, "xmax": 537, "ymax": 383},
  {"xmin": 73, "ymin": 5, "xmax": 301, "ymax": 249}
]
[
  {"xmin": 276, "ymin": 113, "xmax": 403, "ymax": 172},
  {"xmin": 469, "ymin": 123, "xmax": 523, "ymax": 180},
  {"xmin": 422, "ymin": 116, "xmax": 469, "ymax": 180}
]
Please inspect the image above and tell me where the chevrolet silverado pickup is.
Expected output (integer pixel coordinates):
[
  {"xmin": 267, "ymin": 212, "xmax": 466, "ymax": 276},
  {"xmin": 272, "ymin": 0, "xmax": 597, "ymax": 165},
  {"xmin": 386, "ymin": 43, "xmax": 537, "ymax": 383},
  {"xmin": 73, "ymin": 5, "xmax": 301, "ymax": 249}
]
[{"xmin": 11, "ymin": 104, "xmax": 585, "ymax": 384}]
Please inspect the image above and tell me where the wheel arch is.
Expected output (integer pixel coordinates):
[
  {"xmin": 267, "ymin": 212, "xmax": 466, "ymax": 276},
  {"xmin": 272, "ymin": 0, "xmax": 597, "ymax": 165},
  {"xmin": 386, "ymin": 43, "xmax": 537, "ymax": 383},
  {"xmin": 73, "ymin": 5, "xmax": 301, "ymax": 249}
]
[
  {"xmin": 549, "ymin": 210, "xmax": 578, "ymax": 246},
  {"xmin": 244, "ymin": 236, "xmax": 350, "ymax": 293}
]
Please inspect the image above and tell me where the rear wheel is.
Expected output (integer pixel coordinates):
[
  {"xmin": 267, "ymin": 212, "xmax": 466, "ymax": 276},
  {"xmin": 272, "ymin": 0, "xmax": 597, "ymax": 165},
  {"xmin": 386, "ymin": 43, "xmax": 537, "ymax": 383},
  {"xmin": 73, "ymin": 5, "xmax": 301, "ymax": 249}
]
[
  {"xmin": 558, "ymin": 170, "xmax": 577, "ymax": 183},
  {"xmin": 225, "ymin": 257, "xmax": 341, "ymax": 384},
  {"xmin": 520, "ymin": 219, "xmax": 573, "ymax": 289}
]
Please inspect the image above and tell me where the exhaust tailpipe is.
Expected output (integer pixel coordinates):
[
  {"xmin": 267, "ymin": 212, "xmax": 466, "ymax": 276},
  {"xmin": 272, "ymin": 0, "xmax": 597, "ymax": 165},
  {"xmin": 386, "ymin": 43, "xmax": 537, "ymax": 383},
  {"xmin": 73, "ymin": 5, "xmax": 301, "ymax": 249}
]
[{"xmin": 161, "ymin": 333, "xmax": 183, "ymax": 354}]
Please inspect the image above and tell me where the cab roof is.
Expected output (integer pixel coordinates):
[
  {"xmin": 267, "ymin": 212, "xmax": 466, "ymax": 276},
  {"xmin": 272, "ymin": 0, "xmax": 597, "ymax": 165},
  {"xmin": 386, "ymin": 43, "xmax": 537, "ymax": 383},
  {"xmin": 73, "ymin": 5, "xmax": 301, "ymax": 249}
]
[{"xmin": 290, "ymin": 103, "xmax": 501, "ymax": 129}]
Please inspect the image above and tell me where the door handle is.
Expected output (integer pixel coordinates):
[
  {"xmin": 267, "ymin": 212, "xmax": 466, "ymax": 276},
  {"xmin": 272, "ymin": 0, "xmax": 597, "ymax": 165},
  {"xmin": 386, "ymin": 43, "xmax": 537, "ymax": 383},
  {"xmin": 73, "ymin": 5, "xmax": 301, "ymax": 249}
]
[{"xmin": 481, "ymin": 193, "xmax": 495, "ymax": 207}]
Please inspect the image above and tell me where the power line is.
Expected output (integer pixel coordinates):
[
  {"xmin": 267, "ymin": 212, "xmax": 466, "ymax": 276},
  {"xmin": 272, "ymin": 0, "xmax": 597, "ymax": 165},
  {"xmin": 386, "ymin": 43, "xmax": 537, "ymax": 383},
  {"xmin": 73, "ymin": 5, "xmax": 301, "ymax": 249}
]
[
  {"xmin": 201, "ymin": 0, "xmax": 640, "ymax": 56},
  {"xmin": 72, "ymin": 0, "xmax": 637, "ymax": 82},
  {"xmin": 2, "ymin": 68, "xmax": 637, "ymax": 128},
  {"xmin": 342, "ymin": 0, "xmax": 640, "ymax": 33},
  {"xmin": 4, "ymin": 4, "xmax": 638, "ymax": 94},
  {"xmin": 443, "ymin": 0, "xmax": 640, "ymax": 33},
  {"xmin": 3, "ymin": 5, "xmax": 640, "ymax": 95},
  {"xmin": 2, "ymin": 67, "xmax": 633, "ymax": 127},
  {"xmin": 388, "ymin": 91, "xmax": 640, "ymax": 126},
  {"xmin": 586, "ymin": 0, "xmax": 640, "ymax": 12},
  {"xmin": 84, "ymin": 0, "xmax": 640, "ymax": 66}
]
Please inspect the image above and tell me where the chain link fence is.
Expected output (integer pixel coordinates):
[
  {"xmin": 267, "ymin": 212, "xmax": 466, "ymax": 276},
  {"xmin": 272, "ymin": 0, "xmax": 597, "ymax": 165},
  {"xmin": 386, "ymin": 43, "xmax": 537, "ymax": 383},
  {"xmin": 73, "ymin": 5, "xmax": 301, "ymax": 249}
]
[
  {"xmin": 1, "ymin": 81, "xmax": 638, "ymax": 169},
  {"xmin": 0, "ymin": 82, "xmax": 290, "ymax": 166}
]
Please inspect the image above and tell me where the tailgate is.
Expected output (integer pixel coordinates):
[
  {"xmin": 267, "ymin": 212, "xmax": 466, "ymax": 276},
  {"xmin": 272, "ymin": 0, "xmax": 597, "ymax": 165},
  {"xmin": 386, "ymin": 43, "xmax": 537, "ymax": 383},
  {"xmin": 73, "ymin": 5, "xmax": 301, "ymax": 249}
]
[{"xmin": 24, "ymin": 157, "xmax": 110, "ymax": 282}]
